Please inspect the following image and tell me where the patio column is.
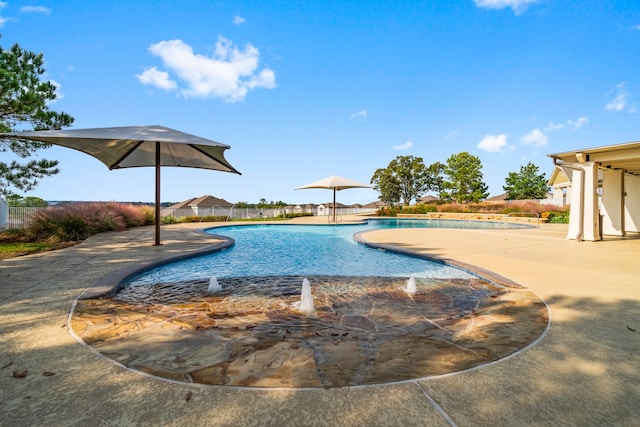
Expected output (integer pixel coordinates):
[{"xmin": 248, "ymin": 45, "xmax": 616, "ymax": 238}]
[
  {"xmin": 625, "ymin": 174, "xmax": 640, "ymax": 232},
  {"xmin": 582, "ymin": 162, "xmax": 601, "ymax": 241},
  {"xmin": 601, "ymin": 168, "xmax": 625, "ymax": 236},
  {"xmin": 567, "ymin": 166, "xmax": 584, "ymax": 240},
  {"xmin": 567, "ymin": 162, "xmax": 601, "ymax": 241}
]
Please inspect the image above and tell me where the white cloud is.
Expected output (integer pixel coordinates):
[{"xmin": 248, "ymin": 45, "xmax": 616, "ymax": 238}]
[
  {"xmin": 543, "ymin": 121, "xmax": 565, "ymax": 131},
  {"xmin": 349, "ymin": 109, "xmax": 368, "ymax": 119},
  {"xmin": 568, "ymin": 116, "xmax": 588, "ymax": 129},
  {"xmin": 544, "ymin": 116, "xmax": 589, "ymax": 131},
  {"xmin": 604, "ymin": 82, "xmax": 636, "ymax": 113},
  {"xmin": 138, "ymin": 37, "xmax": 276, "ymax": 102},
  {"xmin": 393, "ymin": 140, "xmax": 413, "ymax": 150},
  {"xmin": 0, "ymin": 1, "xmax": 7, "ymax": 27},
  {"xmin": 233, "ymin": 15, "xmax": 246, "ymax": 25},
  {"xmin": 51, "ymin": 79, "xmax": 63, "ymax": 100},
  {"xmin": 136, "ymin": 66, "xmax": 177, "ymax": 91},
  {"xmin": 444, "ymin": 130, "xmax": 459, "ymax": 140},
  {"xmin": 20, "ymin": 6, "xmax": 52, "ymax": 14},
  {"xmin": 473, "ymin": 0, "xmax": 537, "ymax": 15},
  {"xmin": 478, "ymin": 134, "xmax": 508, "ymax": 152},
  {"xmin": 520, "ymin": 128, "xmax": 548, "ymax": 147}
]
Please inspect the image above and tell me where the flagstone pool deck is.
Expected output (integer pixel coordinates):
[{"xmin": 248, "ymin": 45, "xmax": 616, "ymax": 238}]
[{"xmin": 1, "ymin": 217, "xmax": 638, "ymax": 426}]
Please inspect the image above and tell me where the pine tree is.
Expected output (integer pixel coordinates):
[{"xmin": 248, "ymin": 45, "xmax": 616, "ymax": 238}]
[
  {"xmin": 439, "ymin": 152, "xmax": 489, "ymax": 203},
  {"xmin": 503, "ymin": 162, "xmax": 549, "ymax": 200},
  {"xmin": 0, "ymin": 41, "xmax": 74, "ymax": 197}
]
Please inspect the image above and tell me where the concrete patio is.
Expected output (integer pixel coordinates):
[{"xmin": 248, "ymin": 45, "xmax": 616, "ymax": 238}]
[{"xmin": 0, "ymin": 218, "xmax": 638, "ymax": 426}]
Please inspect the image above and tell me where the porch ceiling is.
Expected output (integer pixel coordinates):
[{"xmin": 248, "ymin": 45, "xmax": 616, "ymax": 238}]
[{"xmin": 548, "ymin": 141, "xmax": 640, "ymax": 175}]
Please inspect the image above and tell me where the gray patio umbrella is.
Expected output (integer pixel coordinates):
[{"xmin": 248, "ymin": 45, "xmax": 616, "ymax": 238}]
[
  {"xmin": 2, "ymin": 125, "xmax": 241, "ymax": 245},
  {"xmin": 296, "ymin": 175, "xmax": 373, "ymax": 223}
]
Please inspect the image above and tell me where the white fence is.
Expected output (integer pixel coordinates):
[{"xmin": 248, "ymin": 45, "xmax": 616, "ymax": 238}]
[
  {"xmin": 1, "ymin": 206, "xmax": 46, "ymax": 229},
  {"xmin": 161, "ymin": 207, "xmax": 288, "ymax": 220},
  {"xmin": 1, "ymin": 204, "xmax": 380, "ymax": 230},
  {"xmin": 163, "ymin": 206, "xmax": 378, "ymax": 220}
]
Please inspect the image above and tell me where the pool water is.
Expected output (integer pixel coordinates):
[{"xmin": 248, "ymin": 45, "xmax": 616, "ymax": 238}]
[{"xmin": 125, "ymin": 219, "xmax": 529, "ymax": 287}]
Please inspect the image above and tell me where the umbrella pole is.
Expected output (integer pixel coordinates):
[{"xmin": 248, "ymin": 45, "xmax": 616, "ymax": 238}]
[
  {"xmin": 155, "ymin": 141, "xmax": 161, "ymax": 246},
  {"xmin": 333, "ymin": 189, "xmax": 336, "ymax": 223}
]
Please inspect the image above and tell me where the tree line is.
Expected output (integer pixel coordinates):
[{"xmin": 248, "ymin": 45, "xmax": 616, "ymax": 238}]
[{"xmin": 371, "ymin": 154, "xmax": 549, "ymax": 206}]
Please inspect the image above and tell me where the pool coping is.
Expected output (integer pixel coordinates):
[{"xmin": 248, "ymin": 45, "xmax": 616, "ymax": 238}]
[
  {"xmin": 78, "ymin": 231, "xmax": 235, "ymax": 299},
  {"xmin": 353, "ymin": 231, "xmax": 525, "ymax": 289}
]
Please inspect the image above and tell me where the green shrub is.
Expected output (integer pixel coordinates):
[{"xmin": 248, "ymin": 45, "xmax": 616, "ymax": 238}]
[
  {"xmin": 545, "ymin": 211, "xmax": 570, "ymax": 223},
  {"xmin": 59, "ymin": 216, "xmax": 91, "ymax": 241},
  {"xmin": 161, "ymin": 215, "xmax": 179, "ymax": 224}
]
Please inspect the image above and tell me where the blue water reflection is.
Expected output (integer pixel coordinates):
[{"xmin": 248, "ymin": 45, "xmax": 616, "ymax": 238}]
[{"xmin": 125, "ymin": 219, "xmax": 527, "ymax": 286}]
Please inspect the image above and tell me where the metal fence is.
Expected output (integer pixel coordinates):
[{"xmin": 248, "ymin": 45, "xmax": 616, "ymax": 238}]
[
  {"xmin": 1, "ymin": 205, "xmax": 379, "ymax": 230},
  {"xmin": 3, "ymin": 207, "xmax": 47, "ymax": 229},
  {"xmin": 162, "ymin": 206, "xmax": 378, "ymax": 221},
  {"xmin": 161, "ymin": 207, "xmax": 288, "ymax": 220}
]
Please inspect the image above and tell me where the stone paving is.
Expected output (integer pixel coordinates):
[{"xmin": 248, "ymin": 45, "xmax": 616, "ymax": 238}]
[
  {"xmin": 71, "ymin": 275, "xmax": 548, "ymax": 388},
  {"xmin": 0, "ymin": 218, "xmax": 638, "ymax": 426}
]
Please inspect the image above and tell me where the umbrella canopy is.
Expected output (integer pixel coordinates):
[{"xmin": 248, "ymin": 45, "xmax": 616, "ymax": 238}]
[
  {"xmin": 296, "ymin": 175, "xmax": 373, "ymax": 223},
  {"xmin": 3, "ymin": 125, "xmax": 241, "ymax": 245}
]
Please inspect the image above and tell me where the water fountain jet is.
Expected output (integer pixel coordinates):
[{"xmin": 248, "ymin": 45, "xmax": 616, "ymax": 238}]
[
  {"xmin": 295, "ymin": 278, "xmax": 314, "ymax": 312},
  {"xmin": 405, "ymin": 275, "xmax": 416, "ymax": 294},
  {"xmin": 208, "ymin": 276, "xmax": 222, "ymax": 293}
]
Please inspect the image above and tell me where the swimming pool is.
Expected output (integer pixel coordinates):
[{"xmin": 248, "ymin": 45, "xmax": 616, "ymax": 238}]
[
  {"xmin": 73, "ymin": 218, "xmax": 548, "ymax": 388},
  {"xmin": 125, "ymin": 218, "xmax": 530, "ymax": 286}
]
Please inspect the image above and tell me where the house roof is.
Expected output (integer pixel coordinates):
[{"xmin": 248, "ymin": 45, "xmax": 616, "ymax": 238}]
[
  {"xmin": 548, "ymin": 141, "xmax": 640, "ymax": 175},
  {"xmin": 419, "ymin": 195, "xmax": 440, "ymax": 203},
  {"xmin": 168, "ymin": 195, "xmax": 233, "ymax": 209},
  {"xmin": 486, "ymin": 192, "xmax": 508, "ymax": 201},
  {"xmin": 548, "ymin": 165, "xmax": 573, "ymax": 186},
  {"xmin": 362, "ymin": 200, "xmax": 387, "ymax": 208}
]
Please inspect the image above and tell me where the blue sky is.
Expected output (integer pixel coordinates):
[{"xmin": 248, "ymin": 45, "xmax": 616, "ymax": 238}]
[{"xmin": 2, "ymin": 0, "xmax": 640, "ymax": 205}]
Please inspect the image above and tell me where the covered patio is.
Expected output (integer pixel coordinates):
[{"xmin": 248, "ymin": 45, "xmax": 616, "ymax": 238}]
[{"xmin": 548, "ymin": 141, "xmax": 640, "ymax": 241}]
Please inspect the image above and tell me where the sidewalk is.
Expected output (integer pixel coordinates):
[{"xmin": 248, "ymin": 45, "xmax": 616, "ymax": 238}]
[{"xmin": 0, "ymin": 220, "xmax": 638, "ymax": 426}]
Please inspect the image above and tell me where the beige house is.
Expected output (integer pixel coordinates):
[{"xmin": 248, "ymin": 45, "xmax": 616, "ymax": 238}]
[
  {"xmin": 548, "ymin": 141, "xmax": 640, "ymax": 241},
  {"xmin": 162, "ymin": 195, "xmax": 233, "ymax": 217}
]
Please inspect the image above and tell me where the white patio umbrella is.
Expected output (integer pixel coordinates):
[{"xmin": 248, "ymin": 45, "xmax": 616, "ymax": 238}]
[
  {"xmin": 296, "ymin": 175, "xmax": 373, "ymax": 223},
  {"xmin": 2, "ymin": 125, "xmax": 241, "ymax": 245}
]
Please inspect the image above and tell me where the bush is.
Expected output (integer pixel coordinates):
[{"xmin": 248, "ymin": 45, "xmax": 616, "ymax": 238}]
[
  {"xmin": 281, "ymin": 212, "xmax": 314, "ymax": 219},
  {"xmin": 140, "ymin": 205, "xmax": 156, "ymax": 225},
  {"xmin": 26, "ymin": 202, "xmax": 150, "ymax": 242},
  {"xmin": 179, "ymin": 215, "xmax": 228, "ymax": 223},
  {"xmin": 161, "ymin": 215, "xmax": 179, "ymax": 224},
  {"xmin": 60, "ymin": 216, "xmax": 91, "ymax": 241},
  {"xmin": 376, "ymin": 206, "xmax": 401, "ymax": 216},
  {"xmin": 544, "ymin": 211, "xmax": 570, "ymax": 223},
  {"xmin": 375, "ymin": 201, "xmax": 570, "ymax": 220}
]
